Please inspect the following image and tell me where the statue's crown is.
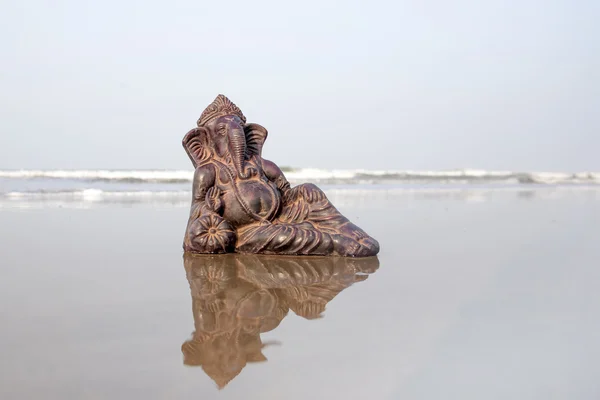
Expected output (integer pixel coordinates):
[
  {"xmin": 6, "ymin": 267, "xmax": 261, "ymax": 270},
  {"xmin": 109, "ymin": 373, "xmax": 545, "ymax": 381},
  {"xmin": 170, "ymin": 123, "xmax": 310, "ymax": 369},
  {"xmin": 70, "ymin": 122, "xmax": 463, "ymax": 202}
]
[{"xmin": 197, "ymin": 94, "xmax": 246, "ymax": 127}]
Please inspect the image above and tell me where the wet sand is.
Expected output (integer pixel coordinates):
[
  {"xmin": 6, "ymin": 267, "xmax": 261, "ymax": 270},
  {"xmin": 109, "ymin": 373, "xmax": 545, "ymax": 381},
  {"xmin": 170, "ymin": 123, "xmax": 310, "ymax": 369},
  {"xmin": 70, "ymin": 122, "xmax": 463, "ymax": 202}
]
[{"xmin": 1, "ymin": 189, "xmax": 599, "ymax": 399}]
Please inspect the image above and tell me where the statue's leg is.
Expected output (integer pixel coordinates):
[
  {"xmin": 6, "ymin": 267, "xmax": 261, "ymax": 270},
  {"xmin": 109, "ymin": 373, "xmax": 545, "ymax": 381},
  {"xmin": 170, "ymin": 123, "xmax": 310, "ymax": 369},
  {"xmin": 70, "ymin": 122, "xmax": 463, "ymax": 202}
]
[
  {"xmin": 278, "ymin": 184, "xmax": 380, "ymax": 257},
  {"xmin": 235, "ymin": 221, "xmax": 334, "ymax": 255}
]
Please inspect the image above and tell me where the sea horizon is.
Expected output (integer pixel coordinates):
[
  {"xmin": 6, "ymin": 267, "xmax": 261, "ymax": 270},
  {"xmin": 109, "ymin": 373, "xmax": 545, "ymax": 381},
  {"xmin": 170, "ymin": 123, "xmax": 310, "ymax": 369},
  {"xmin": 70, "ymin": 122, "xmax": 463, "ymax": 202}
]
[{"xmin": 1, "ymin": 167, "xmax": 598, "ymax": 208}]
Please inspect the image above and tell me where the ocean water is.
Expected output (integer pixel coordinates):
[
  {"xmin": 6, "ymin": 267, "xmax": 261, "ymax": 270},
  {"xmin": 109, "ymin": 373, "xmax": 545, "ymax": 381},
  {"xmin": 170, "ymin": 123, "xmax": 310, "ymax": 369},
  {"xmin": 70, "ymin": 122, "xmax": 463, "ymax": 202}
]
[{"xmin": 1, "ymin": 168, "xmax": 599, "ymax": 208}]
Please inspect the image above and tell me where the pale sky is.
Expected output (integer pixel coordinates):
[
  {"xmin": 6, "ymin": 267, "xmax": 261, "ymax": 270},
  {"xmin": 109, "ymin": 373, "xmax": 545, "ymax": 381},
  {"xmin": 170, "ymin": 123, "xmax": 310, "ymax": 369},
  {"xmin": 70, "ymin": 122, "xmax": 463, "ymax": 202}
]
[{"xmin": 0, "ymin": 0, "xmax": 598, "ymax": 171}]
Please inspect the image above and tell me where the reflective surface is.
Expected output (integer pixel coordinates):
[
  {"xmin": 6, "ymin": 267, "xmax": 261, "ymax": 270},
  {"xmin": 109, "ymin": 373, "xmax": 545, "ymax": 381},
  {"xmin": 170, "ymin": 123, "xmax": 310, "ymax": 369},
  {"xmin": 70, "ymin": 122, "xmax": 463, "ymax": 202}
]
[
  {"xmin": 182, "ymin": 254, "xmax": 378, "ymax": 388},
  {"xmin": 0, "ymin": 189, "xmax": 599, "ymax": 399}
]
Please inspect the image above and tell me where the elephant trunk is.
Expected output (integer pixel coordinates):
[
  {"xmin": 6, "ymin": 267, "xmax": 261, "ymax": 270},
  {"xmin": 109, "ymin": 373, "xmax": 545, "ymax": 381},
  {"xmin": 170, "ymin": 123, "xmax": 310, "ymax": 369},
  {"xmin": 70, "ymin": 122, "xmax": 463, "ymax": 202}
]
[{"xmin": 228, "ymin": 129, "xmax": 248, "ymax": 179}]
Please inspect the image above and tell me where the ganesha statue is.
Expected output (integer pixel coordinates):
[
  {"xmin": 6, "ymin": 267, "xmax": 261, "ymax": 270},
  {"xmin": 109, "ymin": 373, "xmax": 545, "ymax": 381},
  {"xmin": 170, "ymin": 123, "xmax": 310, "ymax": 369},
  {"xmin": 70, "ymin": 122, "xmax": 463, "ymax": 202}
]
[{"xmin": 182, "ymin": 94, "xmax": 379, "ymax": 257}]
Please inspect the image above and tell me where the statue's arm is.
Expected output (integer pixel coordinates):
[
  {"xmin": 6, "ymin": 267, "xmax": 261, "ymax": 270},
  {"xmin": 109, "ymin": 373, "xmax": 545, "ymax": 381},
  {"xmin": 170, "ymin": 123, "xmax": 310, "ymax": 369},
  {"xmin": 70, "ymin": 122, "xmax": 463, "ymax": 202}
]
[
  {"xmin": 189, "ymin": 164, "xmax": 217, "ymax": 220},
  {"xmin": 262, "ymin": 159, "xmax": 291, "ymax": 194},
  {"xmin": 185, "ymin": 164, "xmax": 236, "ymax": 253},
  {"xmin": 263, "ymin": 158, "xmax": 327, "ymax": 204}
]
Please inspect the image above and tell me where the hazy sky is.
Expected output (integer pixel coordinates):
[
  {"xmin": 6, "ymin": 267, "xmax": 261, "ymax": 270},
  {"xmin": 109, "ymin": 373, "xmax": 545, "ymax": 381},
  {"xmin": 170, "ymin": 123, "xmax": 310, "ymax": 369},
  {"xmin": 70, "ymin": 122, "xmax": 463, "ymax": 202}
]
[{"xmin": 1, "ymin": 0, "xmax": 598, "ymax": 171}]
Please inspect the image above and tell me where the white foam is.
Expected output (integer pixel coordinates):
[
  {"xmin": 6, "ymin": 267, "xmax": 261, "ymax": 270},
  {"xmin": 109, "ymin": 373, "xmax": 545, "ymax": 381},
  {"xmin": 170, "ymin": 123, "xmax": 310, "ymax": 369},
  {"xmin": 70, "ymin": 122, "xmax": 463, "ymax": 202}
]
[
  {"xmin": 0, "ymin": 169, "xmax": 193, "ymax": 182},
  {"xmin": 0, "ymin": 169, "xmax": 599, "ymax": 185},
  {"xmin": 5, "ymin": 189, "xmax": 190, "ymax": 198},
  {"xmin": 0, "ymin": 189, "xmax": 192, "ymax": 208}
]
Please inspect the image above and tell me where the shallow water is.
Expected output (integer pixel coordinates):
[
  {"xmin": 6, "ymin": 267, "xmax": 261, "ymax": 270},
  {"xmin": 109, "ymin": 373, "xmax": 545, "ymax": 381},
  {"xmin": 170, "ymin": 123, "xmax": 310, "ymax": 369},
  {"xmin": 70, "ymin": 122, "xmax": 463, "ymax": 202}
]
[{"xmin": 0, "ymin": 189, "xmax": 599, "ymax": 399}]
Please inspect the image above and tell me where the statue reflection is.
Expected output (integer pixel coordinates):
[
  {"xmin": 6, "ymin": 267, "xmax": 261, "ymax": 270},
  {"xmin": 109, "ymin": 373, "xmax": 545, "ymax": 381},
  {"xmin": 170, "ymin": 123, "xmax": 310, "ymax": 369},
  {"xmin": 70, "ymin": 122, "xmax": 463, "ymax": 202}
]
[{"xmin": 181, "ymin": 254, "xmax": 379, "ymax": 389}]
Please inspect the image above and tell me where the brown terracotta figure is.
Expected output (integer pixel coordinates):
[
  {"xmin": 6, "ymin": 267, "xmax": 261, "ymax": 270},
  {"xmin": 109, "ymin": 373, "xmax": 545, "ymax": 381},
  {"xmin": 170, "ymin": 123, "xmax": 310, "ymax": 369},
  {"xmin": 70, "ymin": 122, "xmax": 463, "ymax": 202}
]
[
  {"xmin": 181, "ymin": 253, "xmax": 379, "ymax": 388},
  {"xmin": 182, "ymin": 94, "xmax": 379, "ymax": 256}
]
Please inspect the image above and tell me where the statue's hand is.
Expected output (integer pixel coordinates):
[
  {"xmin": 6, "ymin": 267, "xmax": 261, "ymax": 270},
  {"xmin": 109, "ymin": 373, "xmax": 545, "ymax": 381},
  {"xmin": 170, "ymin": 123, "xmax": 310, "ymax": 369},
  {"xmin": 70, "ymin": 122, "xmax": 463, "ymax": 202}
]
[
  {"xmin": 275, "ymin": 175, "xmax": 291, "ymax": 193},
  {"xmin": 205, "ymin": 187, "xmax": 223, "ymax": 213}
]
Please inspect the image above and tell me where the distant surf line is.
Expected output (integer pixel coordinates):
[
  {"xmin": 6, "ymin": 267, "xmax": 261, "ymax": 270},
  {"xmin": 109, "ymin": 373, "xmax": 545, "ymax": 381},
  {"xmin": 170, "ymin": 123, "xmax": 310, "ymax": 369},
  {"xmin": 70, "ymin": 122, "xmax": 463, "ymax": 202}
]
[{"xmin": 0, "ymin": 169, "xmax": 599, "ymax": 185}]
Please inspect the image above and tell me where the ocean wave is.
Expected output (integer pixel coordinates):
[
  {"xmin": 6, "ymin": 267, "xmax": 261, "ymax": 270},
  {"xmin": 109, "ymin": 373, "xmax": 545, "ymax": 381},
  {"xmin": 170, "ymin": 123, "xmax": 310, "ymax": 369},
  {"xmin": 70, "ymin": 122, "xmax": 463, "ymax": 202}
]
[
  {"xmin": 0, "ymin": 189, "xmax": 192, "ymax": 208},
  {"xmin": 286, "ymin": 169, "xmax": 600, "ymax": 185},
  {"xmin": 0, "ymin": 186, "xmax": 597, "ymax": 209},
  {"xmin": 0, "ymin": 170, "xmax": 192, "ymax": 183},
  {"xmin": 1, "ymin": 185, "xmax": 598, "ymax": 200},
  {"xmin": 0, "ymin": 169, "xmax": 599, "ymax": 185},
  {"xmin": 3, "ymin": 189, "xmax": 191, "ymax": 199}
]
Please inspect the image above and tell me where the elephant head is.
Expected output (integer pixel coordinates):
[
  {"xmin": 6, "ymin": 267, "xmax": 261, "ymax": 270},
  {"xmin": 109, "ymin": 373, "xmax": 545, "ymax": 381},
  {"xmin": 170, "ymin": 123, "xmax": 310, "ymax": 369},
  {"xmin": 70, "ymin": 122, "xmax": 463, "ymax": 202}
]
[{"xmin": 182, "ymin": 95, "xmax": 268, "ymax": 179}]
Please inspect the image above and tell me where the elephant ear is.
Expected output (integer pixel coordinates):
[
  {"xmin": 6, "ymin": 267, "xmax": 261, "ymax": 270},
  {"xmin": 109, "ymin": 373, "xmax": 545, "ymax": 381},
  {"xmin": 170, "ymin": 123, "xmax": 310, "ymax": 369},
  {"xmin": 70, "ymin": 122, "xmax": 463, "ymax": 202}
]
[
  {"xmin": 244, "ymin": 123, "xmax": 268, "ymax": 158},
  {"xmin": 182, "ymin": 127, "xmax": 211, "ymax": 168}
]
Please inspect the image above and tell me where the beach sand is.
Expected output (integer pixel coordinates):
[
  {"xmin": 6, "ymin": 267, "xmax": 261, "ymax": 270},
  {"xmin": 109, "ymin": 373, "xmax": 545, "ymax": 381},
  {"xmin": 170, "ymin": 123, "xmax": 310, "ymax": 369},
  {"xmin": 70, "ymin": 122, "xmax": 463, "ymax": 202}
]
[{"xmin": 1, "ymin": 188, "xmax": 599, "ymax": 399}]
